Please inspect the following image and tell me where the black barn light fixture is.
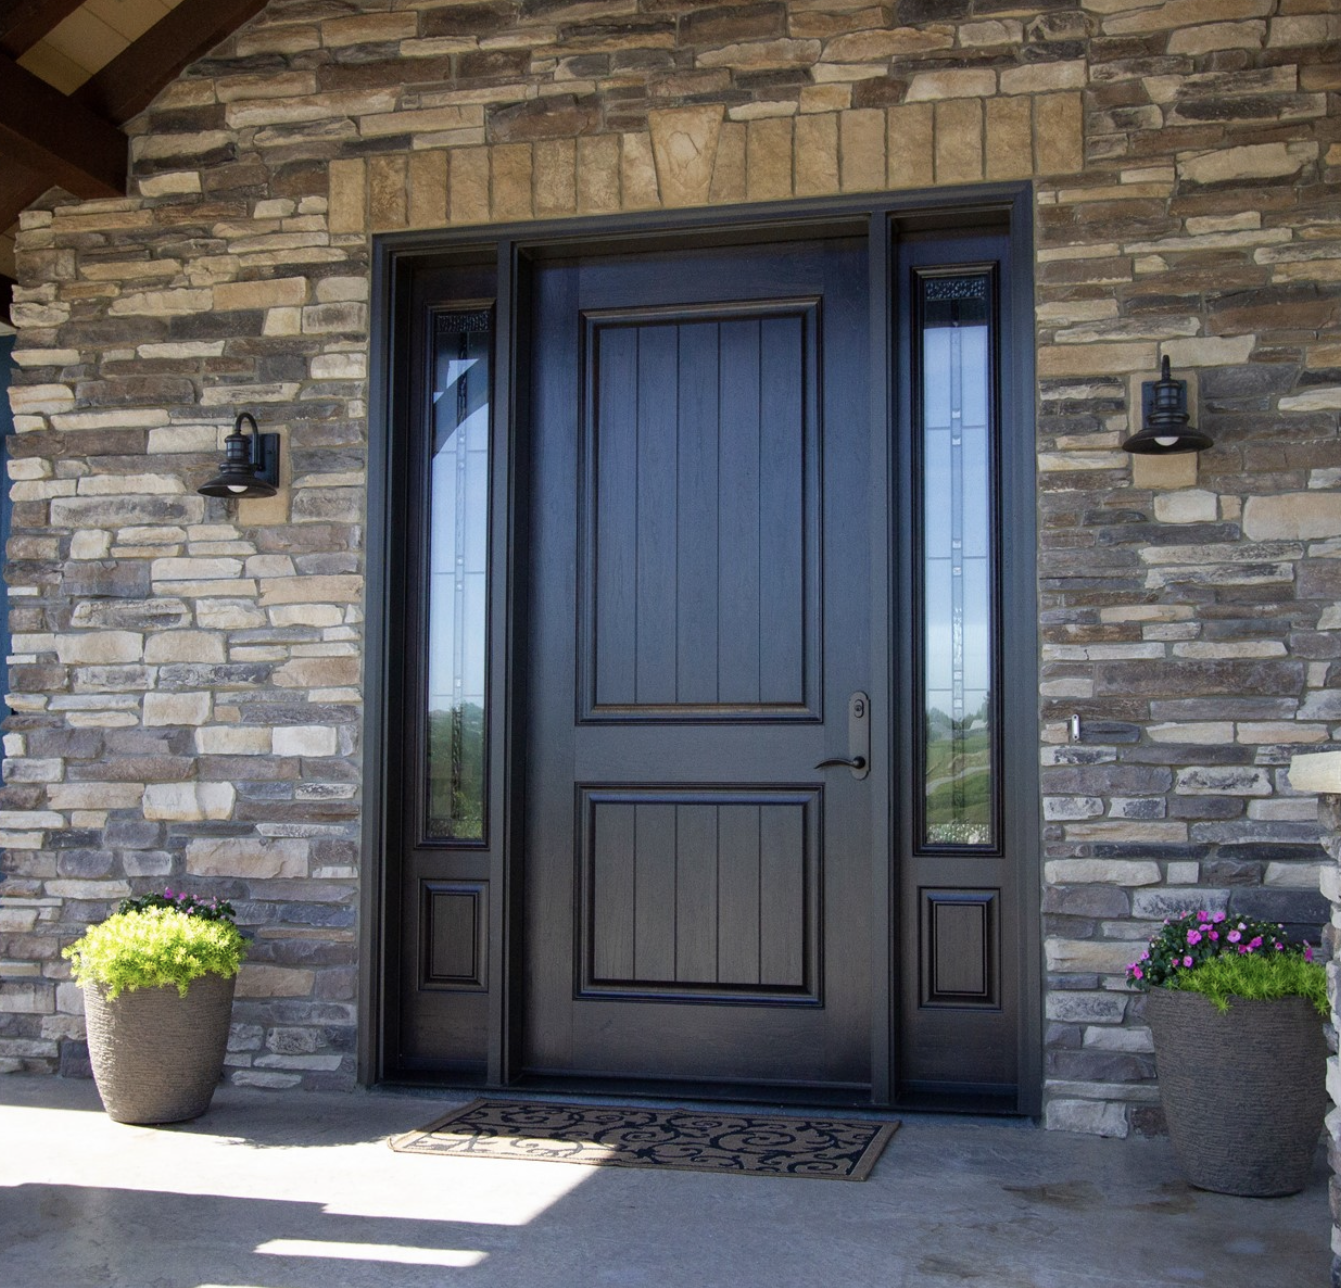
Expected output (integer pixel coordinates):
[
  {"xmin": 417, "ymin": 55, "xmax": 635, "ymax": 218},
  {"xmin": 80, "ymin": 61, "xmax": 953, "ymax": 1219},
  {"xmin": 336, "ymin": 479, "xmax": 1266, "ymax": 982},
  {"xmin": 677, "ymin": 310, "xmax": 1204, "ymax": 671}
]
[
  {"xmin": 1122, "ymin": 355, "xmax": 1212, "ymax": 455},
  {"xmin": 198, "ymin": 412, "xmax": 280, "ymax": 498}
]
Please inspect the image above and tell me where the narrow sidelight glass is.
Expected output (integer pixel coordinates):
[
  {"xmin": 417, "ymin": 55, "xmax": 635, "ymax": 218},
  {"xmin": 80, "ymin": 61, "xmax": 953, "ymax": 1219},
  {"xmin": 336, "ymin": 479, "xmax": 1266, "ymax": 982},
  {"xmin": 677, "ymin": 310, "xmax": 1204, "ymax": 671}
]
[
  {"xmin": 919, "ymin": 273, "xmax": 995, "ymax": 848},
  {"xmin": 425, "ymin": 310, "xmax": 492, "ymax": 840}
]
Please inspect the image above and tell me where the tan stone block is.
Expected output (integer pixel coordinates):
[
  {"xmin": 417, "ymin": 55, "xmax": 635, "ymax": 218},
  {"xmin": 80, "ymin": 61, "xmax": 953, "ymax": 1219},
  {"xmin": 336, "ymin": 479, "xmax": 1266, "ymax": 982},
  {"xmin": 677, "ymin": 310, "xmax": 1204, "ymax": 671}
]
[
  {"xmin": 195, "ymin": 726, "xmax": 272, "ymax": 755},
  {"xmin": 47, "ymin": 783, "xmax": 145, "ymax": 811},
  {"xmin": 1167, "ymin": 20, "xmax": 1266, "ymax": 54},
  {"xmin": 54, "ymin": 632, "xmax": 142, "ymax": 665},
  {"xmin": 1105, "ymin": 0, "xmax": 1272, "ymax": 36},
  {"xmin": 143, "ymin": 631, "xmax": 227, "ymax": 664},
  {"xmin": 368, "ymin": 155, "xmax": 408, "ymax": 232},
  {"xmin": 322, "ymin": 12, "xmax": 417, "ymax": 47},
  {"xmin": 531, "ymin": 139, "xmax": 576, "ymax": 217},
  {"xmin": 934, "ymin": 99, "xmax": 983, "ymax": 185},
  {"xmin": 986, "ymin": 97, "xmax": 1033, "ymax": 181},
  {"xmin": 186, "ymin": 837, "xmax": 309, "ymax": 880},
  {"xmin": 407, "ymin": 150, "xmax": 449, "ymax": 229},
  {"xmin": 1243, "ymin": 494, "xmax": 1341, "ymax": 541},
  {"xmin": 620, "ymin": 133, "xmax": 660, "ymax": 210},
  {"xmin": 143, "ymin": 692, "xmax": 211, "ymax": 727},
  {"xmin": 1177, "ymin": 141, "xmax": 1312, "ymax": 185},
  {"xmin": 273, "ymin": 726, "xmax": 339, "ymax": 757},
  {"xmin": 794, "ymin": 113, "xmax": 839, "ymax": 198},
  {"xmin": 491, "ymin": 144, "xmax": 534, "ymax": 221},
  {"xmin": 360, "ymin": 105, "xmax": 482, "ymax": 139},
  {"xmin": 1132, "ymin": 450, "xmax": 1198, "ymax": 491},
  {"xmin": 887, "ymin": 103, "xmax": 933, "ymax": 189},
  {"xmin": 1000, "ymin": 61, "xmax": 1086, "ymax": 95},
  {"xmin": 709, "ymin": 122, "xmax": 747, "ymax": 204},
  {"xmin": 822, "ymin": 26, "xmax": 955, "ymax": 62},
  {"xmin": 746, "ymin": 117, "xmax": 793, "ymax": 201},
  {"xmin": 449, "ymin": 147, "xmax": 490, "ymax": 225},
  {"xmin": 328, "ymin": 159, "xmax": 366, "ymax": 235},
  {"xmin": 800, "ymin": 85, "xmax": 850, "ymax": 114},
  {"xmin": 577, "ymin": 135, "xmax": 620, "ymax": 214},
  {"xmin": 138, "ymin": 171, "xmax": 202, "ymax": 198},
  {"xmin": 234, "ymin": 965, "xmax": 315, "ymax": 998},
  {"xmin": 1045, "ymin": 937, "xmax": 1147, "ymax": 976},
  {"xmin": 271, "ymin": 656, "xmax": 361, "ymax": 688},
  {"xmin": 258, "ymin": 574, "xmax": 363, "ymax": 606},
  {"xmin": 236, "ymin": 24, "xmax": 320, "ymax": 56},
  {"xmin": 143, "ymin": 782, "xmax": 236, "ymax": 822},
  {"xmin": 1035, "ymin": 93, "xmax": 1084, "ymax": 176},
  {"xmin": 839, "ymin": 109, "xmax": 884, "ymax": 193},
  {"xmin": 698, "ymin": 38, "xmax": 820, "ymax": 70},
  {"xmin": 214, "ymin": 278, "xmax": 309, "ymax": 311},
  {"xmin": 649, "ymin": 106, "xmax": 724, "ymax": 209},
  {"xmin": 1038, "ymin": 342, "xmax": 1157, "ymax": 378},
  {"xmin": 907, "ymin": 69, "xmax": 997, "ymax": 102}
]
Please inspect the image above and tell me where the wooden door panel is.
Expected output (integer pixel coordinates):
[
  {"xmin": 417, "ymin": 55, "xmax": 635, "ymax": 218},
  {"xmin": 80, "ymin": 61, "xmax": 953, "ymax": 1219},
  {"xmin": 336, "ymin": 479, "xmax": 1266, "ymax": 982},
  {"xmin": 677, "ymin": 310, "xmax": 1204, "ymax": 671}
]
[
  {"xmin": 583, "ymin": 304, "xmax": 817, "ymax": 719},
  {"xmin": 578, "ymin": 789, "xmax": 820, "ymax": 1001}
]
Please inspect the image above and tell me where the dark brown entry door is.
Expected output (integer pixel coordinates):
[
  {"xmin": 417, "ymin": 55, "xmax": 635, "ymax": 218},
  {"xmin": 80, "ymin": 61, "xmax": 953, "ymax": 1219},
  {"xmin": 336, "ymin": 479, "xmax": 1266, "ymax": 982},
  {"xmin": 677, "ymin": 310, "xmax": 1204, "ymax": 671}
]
[{"xmin": 523, "ymin": 238, "xmax": 876, "ymax": 1092}]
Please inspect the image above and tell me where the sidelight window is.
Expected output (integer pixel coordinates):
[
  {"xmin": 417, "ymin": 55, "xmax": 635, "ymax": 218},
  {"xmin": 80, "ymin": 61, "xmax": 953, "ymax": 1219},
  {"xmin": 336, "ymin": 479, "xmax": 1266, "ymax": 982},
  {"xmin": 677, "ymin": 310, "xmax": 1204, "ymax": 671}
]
[
  {"xmin": 425, "ymin": 309, "xmax": 492, "ymax": 841},
  {"xmin": 918, "ymin": 272, "xmax": 996, "ymax": 849}
]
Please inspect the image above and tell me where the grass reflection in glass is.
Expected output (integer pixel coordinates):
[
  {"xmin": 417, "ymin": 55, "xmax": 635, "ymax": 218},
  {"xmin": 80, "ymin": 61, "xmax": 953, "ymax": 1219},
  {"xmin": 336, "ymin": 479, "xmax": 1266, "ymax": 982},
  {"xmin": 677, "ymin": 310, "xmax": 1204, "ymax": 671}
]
[
  {"xmin": 925, "ymin": 698, "xmax": 991, "ymax": 846},
  {"xmin": 427, "ymin": 702, "xmax": 485, "ymax": 840}
]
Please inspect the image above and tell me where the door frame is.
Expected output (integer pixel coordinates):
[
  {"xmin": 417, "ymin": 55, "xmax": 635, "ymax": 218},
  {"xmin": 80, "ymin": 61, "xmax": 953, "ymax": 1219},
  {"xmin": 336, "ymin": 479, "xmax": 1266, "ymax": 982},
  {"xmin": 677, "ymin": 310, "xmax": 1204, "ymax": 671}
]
[{"xmin": 361, "ymin": 183, "xmax": 1041, "ymax": 1113}]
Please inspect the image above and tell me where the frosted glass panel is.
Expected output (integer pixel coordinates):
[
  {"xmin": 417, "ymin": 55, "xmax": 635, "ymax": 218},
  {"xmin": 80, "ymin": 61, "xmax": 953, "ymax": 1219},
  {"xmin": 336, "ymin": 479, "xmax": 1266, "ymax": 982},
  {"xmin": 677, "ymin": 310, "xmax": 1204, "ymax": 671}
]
[
  {"xmin": 921, "ymin": 275, "xmax": 993, "ymax": 848},
  {"xmin": 426, "ymin": 311, "xmax": 491, "ymax": 841}
]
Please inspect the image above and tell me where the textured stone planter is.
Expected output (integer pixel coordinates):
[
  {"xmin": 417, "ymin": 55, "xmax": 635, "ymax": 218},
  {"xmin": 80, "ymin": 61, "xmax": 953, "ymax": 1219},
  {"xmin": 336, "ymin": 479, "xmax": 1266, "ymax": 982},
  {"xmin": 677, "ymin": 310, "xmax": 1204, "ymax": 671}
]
[
  {"xmin": 1145, "ymin": 987, "xmax": 1327, "ymax": 1197},
  {"xmin": 83, "ymin": 973, "xmax": 236, "ymax": 1125}
]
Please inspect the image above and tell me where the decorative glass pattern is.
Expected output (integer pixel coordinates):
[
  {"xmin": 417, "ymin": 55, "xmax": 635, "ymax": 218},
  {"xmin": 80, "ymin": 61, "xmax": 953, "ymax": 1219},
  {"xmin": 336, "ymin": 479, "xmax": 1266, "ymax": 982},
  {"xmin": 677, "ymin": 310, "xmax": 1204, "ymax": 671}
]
[
  {"xmin": 426, "ymin": 310, "xmax": 491, "ymax": 840},
  {"xmin": 921, "ymin": 274, "xmax": 994, "ymax": 847}
]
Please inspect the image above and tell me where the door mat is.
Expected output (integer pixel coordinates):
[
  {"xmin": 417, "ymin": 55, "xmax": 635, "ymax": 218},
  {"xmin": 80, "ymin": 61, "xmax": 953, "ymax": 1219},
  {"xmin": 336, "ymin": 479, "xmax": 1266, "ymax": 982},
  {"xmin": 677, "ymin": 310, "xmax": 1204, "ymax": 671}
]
[{"xmin": 390, "ymin": 1099, "xmax": 898, "ymax": 1180}]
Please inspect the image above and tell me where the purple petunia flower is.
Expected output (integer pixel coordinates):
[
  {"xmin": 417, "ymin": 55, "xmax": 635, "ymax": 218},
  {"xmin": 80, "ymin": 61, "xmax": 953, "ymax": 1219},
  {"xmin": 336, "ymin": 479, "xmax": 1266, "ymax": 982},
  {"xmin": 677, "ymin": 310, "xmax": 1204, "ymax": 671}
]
[
  {"xmin": 1183, "ymin": 955, "xmax": 1193, "ymax": 967},
  {"xmin": 1227, "ymin": 929, "xmax": 1241, "ymax": 943}
]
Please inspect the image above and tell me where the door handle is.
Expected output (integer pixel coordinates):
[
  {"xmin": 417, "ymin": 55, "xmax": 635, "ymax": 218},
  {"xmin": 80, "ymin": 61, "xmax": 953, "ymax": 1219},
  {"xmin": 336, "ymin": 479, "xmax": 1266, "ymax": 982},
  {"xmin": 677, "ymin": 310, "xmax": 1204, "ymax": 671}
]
[{"xmin": 815, "ymin": 692, "xmax": 870, "ymax": 780}]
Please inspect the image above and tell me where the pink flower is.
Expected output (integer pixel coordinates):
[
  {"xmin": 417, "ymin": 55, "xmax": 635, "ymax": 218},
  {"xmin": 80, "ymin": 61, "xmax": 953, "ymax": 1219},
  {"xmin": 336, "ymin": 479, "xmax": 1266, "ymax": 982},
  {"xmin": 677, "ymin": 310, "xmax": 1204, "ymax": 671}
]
[
  {"xmin": 1132, "ymin": 966, "xmax": 1144, "ymax": 980},
  {"xmin": 1249, "ymin": 936, "xmax": 1262, "ymax": 951},
  {"xmin": 1209, "ymin": 930, "xmax": 1219, "ymax": 941},
  {"xmin": 1306, "ymin": 945, "xmax": 1315, "ymax": 963},
  {"xmin": 1197, "ymin": 911, "xmax": 1208, "ymax": 922},
  {"xmin": 1183, "ymin": 955, "xmax": 1193, "ymax": 967},
  {"xmin": 1213, "ymin": 912, "xmax": 1226, "ymax": 923},
  {"xmin": 1187, "ymin": 930, "xmax": 1202, "ymax": 945},
  {"xmin": 1227, "ymin": 929, "xmax": 1241, "ymax": 943}
]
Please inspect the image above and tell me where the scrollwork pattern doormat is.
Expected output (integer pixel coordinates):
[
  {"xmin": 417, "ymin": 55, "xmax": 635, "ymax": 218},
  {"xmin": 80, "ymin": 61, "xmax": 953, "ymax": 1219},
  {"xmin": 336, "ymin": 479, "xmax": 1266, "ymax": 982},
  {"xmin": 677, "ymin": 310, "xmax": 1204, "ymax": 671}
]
[{"xmin": 390, "ymin": 1099, "xmax": 898, "ymax": 1180}]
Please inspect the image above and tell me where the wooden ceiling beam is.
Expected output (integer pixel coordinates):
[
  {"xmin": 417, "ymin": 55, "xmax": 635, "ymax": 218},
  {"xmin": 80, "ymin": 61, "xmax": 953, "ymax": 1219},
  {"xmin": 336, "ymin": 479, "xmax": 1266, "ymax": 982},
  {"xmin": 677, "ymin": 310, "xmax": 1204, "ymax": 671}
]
[
  {"xmin": 0, "ymin": 51, "xmax": 124, "ymax": 199},
  {"xmin": 77, "ymin": 0, "xmax": 268, "ymax": 125},
  {"xmin": 0, "ymin": 0, "xmax": 85, "ymax": 58}
]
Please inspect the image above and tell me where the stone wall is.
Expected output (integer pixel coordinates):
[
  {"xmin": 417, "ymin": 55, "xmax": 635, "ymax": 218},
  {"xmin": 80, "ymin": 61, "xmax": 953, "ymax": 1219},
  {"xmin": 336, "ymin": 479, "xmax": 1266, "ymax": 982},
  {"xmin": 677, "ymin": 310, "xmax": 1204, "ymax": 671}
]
[{"xmin": 1, "ymin": 0, "xmax": 1339, "ymax": 1124}]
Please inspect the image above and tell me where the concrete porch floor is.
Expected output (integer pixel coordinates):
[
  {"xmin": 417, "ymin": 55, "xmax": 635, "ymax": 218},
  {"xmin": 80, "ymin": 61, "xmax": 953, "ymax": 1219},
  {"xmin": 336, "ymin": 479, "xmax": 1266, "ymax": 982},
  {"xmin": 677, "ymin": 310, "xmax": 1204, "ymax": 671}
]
[{"xmin": 0, "ymin": 1075, "xmax": 1327, "ymax": 1288}]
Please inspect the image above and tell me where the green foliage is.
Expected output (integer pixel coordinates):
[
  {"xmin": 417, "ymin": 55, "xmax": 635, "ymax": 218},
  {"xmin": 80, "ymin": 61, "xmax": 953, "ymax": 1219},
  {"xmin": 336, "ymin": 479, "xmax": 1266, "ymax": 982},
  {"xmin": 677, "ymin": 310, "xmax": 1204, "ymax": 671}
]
[
  {"xmin": 63, "ymin": 906, "xmax": 247, "ymax": 999},
  {"xmin": 1167, "ymin": 950, "xmax": 1328, "ymax": 1017},
  {"xmin": 1127, "ymin": 910, "xmax": 1297, "ymax": 989}
]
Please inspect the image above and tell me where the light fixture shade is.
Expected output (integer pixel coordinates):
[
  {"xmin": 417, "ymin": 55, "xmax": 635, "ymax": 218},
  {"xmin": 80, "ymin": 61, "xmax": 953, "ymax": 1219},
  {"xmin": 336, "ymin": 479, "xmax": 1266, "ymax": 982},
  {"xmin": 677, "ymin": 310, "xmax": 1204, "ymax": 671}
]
[
  {"xmin": 199, "ymin": 413, "xmax": 279, "ymax": 498},
  {"xmin": 1122, "ymin": 356, "xmax": 1212, "ymax": 454}
]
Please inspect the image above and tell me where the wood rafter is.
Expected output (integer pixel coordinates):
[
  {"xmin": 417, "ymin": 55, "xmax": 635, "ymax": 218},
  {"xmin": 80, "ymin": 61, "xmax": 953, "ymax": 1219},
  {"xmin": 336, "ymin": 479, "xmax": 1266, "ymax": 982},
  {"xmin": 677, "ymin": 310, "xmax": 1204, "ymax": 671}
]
[
  {"xmin": 78, "ymin": 0, "xmax": 268, "ymax": 125},
  {"xmin": 0, "ymin": 52, "xmax": 124, "ymax": 199},
  {"xmin": 0, "ymin": 0, "xmax": 86, "ymax": 58}
]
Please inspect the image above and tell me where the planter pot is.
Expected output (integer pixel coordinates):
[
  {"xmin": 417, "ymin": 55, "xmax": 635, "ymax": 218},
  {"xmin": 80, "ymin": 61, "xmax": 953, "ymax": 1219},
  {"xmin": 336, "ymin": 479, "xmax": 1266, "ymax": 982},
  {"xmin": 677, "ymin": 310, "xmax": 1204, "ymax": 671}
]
[
  {"xmin": 83, "ymin": 972, "xmax": 236, "ymax": 1125},
  {"xmin": 1145, "ymin": 987, "xmax": 1327, "ymax": 1197}
]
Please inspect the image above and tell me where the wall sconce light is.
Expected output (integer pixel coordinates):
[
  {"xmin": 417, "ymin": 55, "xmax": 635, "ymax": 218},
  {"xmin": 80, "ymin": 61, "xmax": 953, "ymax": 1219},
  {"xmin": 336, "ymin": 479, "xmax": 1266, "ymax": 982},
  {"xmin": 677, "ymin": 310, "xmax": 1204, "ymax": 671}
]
[
  {"xmin": 198, "ymin": 412, "xmax": 279, "ymax": 498},
  {"xmin": 1122, "ymin": 356, "xmax": 1212, "ymax": 455}
]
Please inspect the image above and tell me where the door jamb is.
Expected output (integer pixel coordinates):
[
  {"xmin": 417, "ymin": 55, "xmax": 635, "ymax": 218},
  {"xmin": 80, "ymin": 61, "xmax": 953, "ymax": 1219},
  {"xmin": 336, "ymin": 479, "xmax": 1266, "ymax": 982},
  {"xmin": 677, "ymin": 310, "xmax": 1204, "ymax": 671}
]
[{"xmin": 359, "ymin": 184, "xmax": 1040, "ymax": 1112}]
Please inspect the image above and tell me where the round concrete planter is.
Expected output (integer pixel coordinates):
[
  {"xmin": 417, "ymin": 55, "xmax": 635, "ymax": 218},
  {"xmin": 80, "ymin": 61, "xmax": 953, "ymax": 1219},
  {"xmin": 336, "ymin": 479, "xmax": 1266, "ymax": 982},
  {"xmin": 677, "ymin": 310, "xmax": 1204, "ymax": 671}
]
[
  {"xmin": 1145, "ymin": 986, "xmax": 1327, "ymax": 1197},
  {"xmin": 83, "ymin": 973, "xmax": 236, "ymax": 1125}
]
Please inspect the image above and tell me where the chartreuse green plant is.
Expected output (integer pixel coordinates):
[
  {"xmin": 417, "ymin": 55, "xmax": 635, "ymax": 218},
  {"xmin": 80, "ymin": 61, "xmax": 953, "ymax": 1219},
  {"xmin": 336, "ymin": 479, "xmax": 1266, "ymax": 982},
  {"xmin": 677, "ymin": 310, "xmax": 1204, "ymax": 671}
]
[
  {"xmin": 63, "ymin": 904, "xmax": 247, "ymax": 999},
  {"xmin": 1167, "ymin": 950, "xmax": 1327, "ymax": 1017}
]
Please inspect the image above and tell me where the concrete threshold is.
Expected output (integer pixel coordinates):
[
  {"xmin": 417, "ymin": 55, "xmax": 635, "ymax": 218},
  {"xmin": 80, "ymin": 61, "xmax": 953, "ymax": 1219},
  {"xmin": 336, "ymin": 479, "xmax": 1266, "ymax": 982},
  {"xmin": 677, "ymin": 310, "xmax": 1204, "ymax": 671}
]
[{"xmin": 0, "ymin": 1073, "xmax": 1327, "ymax": 1288}]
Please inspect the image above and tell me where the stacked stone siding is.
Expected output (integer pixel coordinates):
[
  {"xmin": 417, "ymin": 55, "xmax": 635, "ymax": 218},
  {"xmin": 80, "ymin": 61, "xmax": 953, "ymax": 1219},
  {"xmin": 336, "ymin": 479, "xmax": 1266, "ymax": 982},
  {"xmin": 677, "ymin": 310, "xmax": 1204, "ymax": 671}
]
[{"xmin": 1, "ymin": 0, "xmax": 1339, "ymax": 1126}]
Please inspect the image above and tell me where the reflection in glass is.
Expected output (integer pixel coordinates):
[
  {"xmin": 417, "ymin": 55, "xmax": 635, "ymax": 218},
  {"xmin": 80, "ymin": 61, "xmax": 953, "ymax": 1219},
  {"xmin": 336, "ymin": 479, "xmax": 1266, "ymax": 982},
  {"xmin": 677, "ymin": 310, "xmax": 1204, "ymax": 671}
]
[
  {"xmin": 921, "ymin": 275, "xmax": 993, "ymax": 847},
  {"xmin": 426, "ymin": 310, "xmax": 491, "ymax": 840}
]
